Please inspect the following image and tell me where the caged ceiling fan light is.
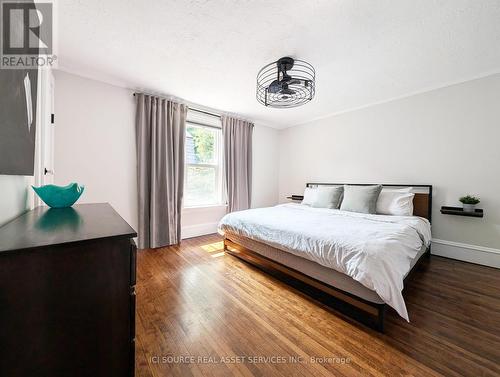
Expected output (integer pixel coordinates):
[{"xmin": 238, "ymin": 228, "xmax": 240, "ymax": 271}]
[{"xmin": 256, "ymin": 56, "xmax": 315, "ymax": 108}]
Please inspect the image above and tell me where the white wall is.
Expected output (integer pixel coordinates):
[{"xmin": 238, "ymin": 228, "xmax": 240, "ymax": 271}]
[
  {"xmin": 181, "ymin": 205, "xmax": 228, "ymax": 239},
  {"xmin": 252, "ymin": 123, "xmax": 280, "ymax": 208},
  {"xmin": 53, "ymin": 71, "xmax": 138, "ymax": 231},
  {"xmin": 0, "ymin": 176, "xmax": 32, "ymax": 226},
  {"xmin": 279, "ymin": 74, "xmax": 500, "ymax": 266},
  {"xmin": 54, "ymin": 71, "xmax": 280, "ymax": 239}
]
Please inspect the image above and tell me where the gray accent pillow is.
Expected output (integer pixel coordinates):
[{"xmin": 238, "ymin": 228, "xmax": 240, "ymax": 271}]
[
  {"xmin": 340, "ymin": 185, "xmax": 383, "ymax": 214},
  {"xmin": 310, "ymin": 186, "xmax": 344, "ymax": 209}
]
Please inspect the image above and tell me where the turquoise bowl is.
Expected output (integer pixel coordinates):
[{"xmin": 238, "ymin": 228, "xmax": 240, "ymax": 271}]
[{"xmin": 32, "ymin": 183, "xmax": 85, "ymax": 208}]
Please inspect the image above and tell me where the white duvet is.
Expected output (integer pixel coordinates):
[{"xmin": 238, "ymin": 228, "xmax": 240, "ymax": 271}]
[{"xmin": 218, "ymin": 203, "xmax": 431, "ymax": 321}]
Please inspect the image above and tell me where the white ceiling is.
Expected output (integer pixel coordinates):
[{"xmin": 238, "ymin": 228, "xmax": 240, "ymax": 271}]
[{"xmin": 57, "ymin": 0, "xmax": 500, "ymax": 129}]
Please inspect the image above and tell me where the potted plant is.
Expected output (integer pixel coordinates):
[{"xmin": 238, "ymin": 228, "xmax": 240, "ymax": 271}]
[{"xmin": 459, "ymin": 195, "xmax": 480, "ymax": 212}]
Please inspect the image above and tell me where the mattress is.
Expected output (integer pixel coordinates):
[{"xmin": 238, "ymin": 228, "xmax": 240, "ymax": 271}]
[{"xmin": 226, "ymin": 232, "xmax": 428, "ymax": 305}]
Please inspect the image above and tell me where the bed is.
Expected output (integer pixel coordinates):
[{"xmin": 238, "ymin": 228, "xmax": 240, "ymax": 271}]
[{"xmin": 218, "ymin": 183, "xmax": 433, "ymax": 331}]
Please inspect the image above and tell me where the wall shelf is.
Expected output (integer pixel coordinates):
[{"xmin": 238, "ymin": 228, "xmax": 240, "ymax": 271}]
[{"xmin": 440, "ymin": 206, "xmax": 483, "ymax": 218}]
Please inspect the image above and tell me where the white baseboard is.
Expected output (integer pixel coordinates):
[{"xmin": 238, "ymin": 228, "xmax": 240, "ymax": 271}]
[
  {"xmin": 431, "ymin": 239, "xmax": 500, "ymax": 268},
  {"xmin": 181, "ymin": 222, "xmax": 219, "ymax": 239}
]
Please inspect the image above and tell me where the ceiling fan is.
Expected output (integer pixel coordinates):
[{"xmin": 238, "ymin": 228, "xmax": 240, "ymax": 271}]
[{"xmin": 256, "ymin": 56, "xmax": 315, "ymax": 108}]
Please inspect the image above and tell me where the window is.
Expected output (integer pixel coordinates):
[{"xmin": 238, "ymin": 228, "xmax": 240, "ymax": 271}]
[{"xmin": 184, "ymin": 112, "xmax": 224, "ymax": 207}]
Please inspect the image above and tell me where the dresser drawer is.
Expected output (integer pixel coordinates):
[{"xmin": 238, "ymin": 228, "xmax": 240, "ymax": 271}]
[
  {"xmin": 130, "ymin": 286, "xmax": 136, "ymax": 336},
  {"xmin": 130, "ymin": 338, "xmax": 136, "ymax": 377},
  {"xmin": 130, "ymin": 240, "xmax": 137, "ymax": 285},
  {"xmin": 130, "ymin": 285, "xmax": 136, "ymax": 377}
]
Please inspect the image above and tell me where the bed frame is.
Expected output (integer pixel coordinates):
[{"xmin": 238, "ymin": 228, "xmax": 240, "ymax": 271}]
[{"xmin": 224, "ymin": 183, "xmax": 432, "ymax": 332}]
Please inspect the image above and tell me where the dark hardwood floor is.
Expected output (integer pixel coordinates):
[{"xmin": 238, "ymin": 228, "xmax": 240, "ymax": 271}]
[{"xmin": 135, "ymin": 234, "xmax": 500, "ymax": 377}]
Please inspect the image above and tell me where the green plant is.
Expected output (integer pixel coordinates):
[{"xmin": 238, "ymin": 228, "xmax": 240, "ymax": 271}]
[
  {"xmin": 459, "ymin": 195, "xmax": 480, "ymax": 205},
  {"xmin": 187, "ymin": 126, "xmax": 215, "ymax": 164}
]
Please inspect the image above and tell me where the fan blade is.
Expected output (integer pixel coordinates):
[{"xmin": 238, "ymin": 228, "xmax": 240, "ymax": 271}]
[
  {"xmin": 268, "ymin": 80, "xmax": 283, "ymax": 94},
  {"xmin": 280, "ymin": 87, "xmax": 296, "ymax": 96}
]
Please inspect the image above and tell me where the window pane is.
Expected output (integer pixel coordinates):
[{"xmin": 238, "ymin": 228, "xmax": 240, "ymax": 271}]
[
  {"xmin": 186, "ymin": 125, "xmax": 216, "ymax": 164},
  {"xmin": 185, "ymin": 165, "xmax": 217, "ymax": 206}
]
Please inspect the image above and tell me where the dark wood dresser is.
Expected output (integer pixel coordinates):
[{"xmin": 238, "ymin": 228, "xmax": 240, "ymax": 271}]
[{"xmin": 0, "ymin": 203, "xmax": 137, "ymax": 377}]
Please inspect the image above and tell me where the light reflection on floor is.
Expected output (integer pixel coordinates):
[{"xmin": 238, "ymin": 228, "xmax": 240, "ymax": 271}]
[{"xmin": 200, "ymin": 241, "xmax": 225, "ymax": 257}]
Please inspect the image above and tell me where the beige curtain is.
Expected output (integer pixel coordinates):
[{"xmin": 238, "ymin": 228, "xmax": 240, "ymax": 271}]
[
  {"xmin": 135, "ymin": 94, "xmax": 187, "ymax": 249},
  {"xmin": 221, "ymin": 116, "xmax": 254, "ymax": 212}
]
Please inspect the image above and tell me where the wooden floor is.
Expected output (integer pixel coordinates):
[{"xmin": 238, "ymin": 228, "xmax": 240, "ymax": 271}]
[{"xmin": 135, "ymin": 234, "xmax": 500, "ymax": 377}]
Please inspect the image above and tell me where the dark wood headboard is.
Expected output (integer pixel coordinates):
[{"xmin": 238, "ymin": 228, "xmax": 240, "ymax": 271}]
[{"xmin": 306, "ymin": 183, "xmax": 433, "ymax": 223}]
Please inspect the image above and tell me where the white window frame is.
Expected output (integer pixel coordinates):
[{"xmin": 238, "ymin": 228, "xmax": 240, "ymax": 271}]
[{"xmin": 184, "ymin": 119, "xmax": 224, "ymax": 208}]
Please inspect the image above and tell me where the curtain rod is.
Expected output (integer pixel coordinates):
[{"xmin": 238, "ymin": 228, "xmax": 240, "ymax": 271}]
[
  {"xmin": 189, "ymin": 107, "xmax": 221, "ymax": 119},
  {"xmin": 133, "ymin": 92, "xmax": 221, "ymax": 119}
]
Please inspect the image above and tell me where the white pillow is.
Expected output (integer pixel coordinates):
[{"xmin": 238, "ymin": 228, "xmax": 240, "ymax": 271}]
[
  {"xmin": 301, "ymin": 187, "xmax": 317, "ymax": 206},
  {"xmin": 376, "ymin": 188, "xmax": 414, "ymax": 216},
  {"xmin": 302, "ymin": 186, "xmax": 343, "ymax": 208}
]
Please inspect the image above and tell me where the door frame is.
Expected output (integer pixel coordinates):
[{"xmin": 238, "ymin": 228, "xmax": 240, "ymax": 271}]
[{"xmin": 32, "ymin": 68, "xmax": 55, "ymax": 207}]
